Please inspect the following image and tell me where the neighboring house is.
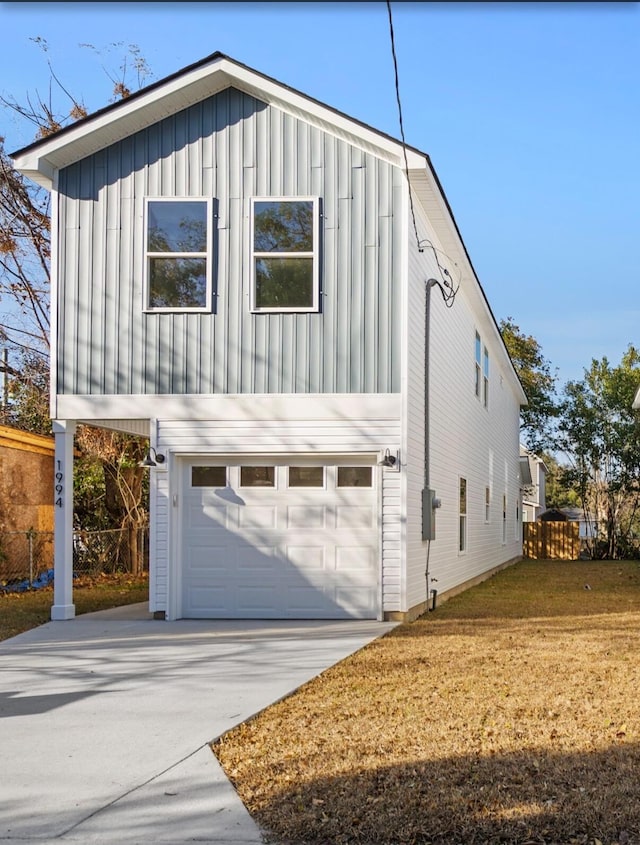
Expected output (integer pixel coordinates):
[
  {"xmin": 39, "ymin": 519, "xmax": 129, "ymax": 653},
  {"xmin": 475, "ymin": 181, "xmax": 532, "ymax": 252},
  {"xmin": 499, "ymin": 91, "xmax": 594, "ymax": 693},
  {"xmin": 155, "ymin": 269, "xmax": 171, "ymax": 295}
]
[
  {"xmin": 0, "ymin": 425, "xmax": 55, "ymax": 534},
  {"xmin": 561, "ymin": 507, "xmax": 600, "ymax": 541},
  {"xmin": 0, "ymin": 425, "xmax": 55, "ymax": 579},
  {"xmin": 11, "ymin": 52, "xmax": 527, "ymax": 622},
  {"xmin": 520, "ymin": 446, "xmax": 547, "ymax": 522}
]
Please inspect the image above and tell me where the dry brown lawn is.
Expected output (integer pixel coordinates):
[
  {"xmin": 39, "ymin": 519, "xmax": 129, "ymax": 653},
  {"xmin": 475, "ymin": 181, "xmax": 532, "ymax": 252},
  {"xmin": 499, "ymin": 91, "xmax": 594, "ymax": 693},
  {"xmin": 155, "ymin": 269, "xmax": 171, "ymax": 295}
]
[{"xmin": 213, "ymin": 561, "xmax": 640, "ymax": 845}]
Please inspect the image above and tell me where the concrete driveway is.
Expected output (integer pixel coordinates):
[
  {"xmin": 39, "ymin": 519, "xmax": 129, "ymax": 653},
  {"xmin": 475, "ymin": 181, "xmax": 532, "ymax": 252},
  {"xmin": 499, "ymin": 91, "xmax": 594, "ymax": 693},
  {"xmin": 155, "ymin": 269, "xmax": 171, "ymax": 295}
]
[{"xmin": 0, "ymin": 603, "xmax": 395, "ymax": 844}]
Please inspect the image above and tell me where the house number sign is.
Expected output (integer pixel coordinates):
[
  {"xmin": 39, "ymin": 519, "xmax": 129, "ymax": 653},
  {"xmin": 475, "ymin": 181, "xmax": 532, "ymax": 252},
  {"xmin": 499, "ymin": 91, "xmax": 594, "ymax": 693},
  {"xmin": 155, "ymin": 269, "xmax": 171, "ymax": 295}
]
[{"xmin": 55, "ymin": 460, "xmax": 64, "ymax": 508}]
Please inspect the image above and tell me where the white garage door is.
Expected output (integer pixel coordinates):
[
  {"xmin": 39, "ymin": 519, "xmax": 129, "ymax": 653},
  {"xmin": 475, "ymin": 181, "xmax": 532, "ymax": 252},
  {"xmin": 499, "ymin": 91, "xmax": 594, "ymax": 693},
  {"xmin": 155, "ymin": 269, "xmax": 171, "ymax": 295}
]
[{"xmin": 181, "ymin": 460, "xmax": 379, "ymax": 619}]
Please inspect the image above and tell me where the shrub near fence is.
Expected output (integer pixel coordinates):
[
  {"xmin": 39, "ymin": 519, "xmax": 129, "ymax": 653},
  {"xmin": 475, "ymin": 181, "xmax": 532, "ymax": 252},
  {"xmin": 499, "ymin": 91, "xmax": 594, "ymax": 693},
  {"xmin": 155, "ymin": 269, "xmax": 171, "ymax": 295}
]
[{"xmin": 0, "ymin": 527, "xmax": 149, "ymax": 586}]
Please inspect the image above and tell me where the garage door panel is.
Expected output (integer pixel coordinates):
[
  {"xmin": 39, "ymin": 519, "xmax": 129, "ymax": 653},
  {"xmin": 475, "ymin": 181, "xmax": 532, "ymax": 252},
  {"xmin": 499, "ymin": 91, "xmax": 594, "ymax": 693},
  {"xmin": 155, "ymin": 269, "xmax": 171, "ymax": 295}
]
[
  {"xmin": 186, "ymin": 586, "xmax": 233, "ymax": 614},
  {"xmin": 236, "ymin": 544, "xmax": 277, "ymax": 572},
  {"xmin": 286, "ymin": 506, "xmax": 327, "ymax": 530},
  {"xmin": 187, "ymin": 544, "xmax": 229, "ymax": 572},
  {"xmin": 285, "ymin": 545, "xmax": 326, "ymax": 572},
  {"xmin": 236, "ymin": 585, "xmax": 283, "ymax": 613},
  {"xmin": 336, "ymin": 506, "xmax": 376, "ymax": 529},
  {"xmin": 188, "ymin": 502, "xmax": 230, "ymax": 529},
  {"xmin": 238, "ymin": 506, "xmax": 277, "ymax": 529},
  {"xmin": 285, "ymin": 585, "xmax": 339, "ymax": 613},
  {"xmin": 335, "ymin": 586, "xmax": 376, "ymax": 616},
  {"xmin": 335, "ymin": 545, "xmax": 376, "ymax": 572}
]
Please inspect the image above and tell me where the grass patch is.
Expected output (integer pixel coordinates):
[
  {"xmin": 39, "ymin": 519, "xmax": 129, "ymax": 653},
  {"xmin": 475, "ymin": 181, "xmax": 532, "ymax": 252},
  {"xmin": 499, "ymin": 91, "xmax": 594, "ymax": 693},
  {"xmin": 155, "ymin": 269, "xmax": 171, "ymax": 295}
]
[
  {"xmin": 213, "ymin": 561, "xmax": 640, "ymax": 845},
  {"xmin": 0, "ymin": 572, "xmax": 149, "ymax": 642}
]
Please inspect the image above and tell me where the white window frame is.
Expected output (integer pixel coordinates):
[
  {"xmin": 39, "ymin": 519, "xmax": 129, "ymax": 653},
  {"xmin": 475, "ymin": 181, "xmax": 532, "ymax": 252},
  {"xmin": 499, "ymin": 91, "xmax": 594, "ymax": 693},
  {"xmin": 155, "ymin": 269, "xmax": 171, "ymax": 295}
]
[
  {"xmin": 459, "ymin": 477, "xmax": 467, "ymax": 553},
  {"xmin": 250, "ymin": 196, "xmax": 320, "ymax": 313},
  {"xmin": 502, "ymin": 493, "xmax": 507, "ymax": 544},
  {"xmin": 144, "ymin": 197, "xmax": 213, "ymax": 313},
  {"xmin": 483, "ymin": 345, "xmax": 489, "ymax": 408},
  {"xmin": 475, "ymin": 331, "xmax": 482, "ymax": 398}
]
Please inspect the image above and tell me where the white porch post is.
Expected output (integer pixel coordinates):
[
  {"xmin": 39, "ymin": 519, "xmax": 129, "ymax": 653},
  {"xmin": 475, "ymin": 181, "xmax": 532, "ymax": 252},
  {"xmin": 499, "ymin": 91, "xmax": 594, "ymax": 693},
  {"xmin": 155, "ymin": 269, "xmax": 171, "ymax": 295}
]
[{"xmin": 51, "ymin": 420, "xmax": 76, "ymax": 620}]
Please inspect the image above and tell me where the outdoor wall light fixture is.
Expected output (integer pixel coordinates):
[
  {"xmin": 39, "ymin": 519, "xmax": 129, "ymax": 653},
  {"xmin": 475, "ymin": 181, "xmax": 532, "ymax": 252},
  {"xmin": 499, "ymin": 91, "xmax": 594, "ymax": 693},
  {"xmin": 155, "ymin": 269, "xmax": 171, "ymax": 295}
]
[
  {"xmin": 378, "ymin": 448, "xmax": 399, "ymax": 469},
  {"xmin": 139, "ymin": 447, "xmax": 166, "ymax": 468}
]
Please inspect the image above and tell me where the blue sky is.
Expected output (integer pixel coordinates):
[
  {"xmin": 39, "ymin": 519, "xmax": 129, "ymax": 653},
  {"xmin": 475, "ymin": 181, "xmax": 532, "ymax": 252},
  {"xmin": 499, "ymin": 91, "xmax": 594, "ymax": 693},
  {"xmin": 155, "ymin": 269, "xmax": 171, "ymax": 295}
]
[{"xmin": 1, "ymin": 1, "xmax": 638, "ymax": 390}]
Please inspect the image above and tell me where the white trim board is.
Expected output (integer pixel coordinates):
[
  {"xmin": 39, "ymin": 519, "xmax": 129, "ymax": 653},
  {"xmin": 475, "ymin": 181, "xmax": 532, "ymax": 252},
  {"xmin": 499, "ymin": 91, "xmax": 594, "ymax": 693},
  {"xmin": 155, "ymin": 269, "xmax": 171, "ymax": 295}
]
[{"xmin": 56, "ymin": 393, "xmax": 402, "ymax": 422}]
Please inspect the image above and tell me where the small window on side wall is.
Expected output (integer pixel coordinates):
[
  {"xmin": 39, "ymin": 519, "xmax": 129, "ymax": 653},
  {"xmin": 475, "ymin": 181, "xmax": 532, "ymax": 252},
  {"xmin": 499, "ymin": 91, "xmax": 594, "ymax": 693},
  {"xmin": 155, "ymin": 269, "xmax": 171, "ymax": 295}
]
[
  {"xmin": 145, "ymin": 199, "xmax": 212, "ymax": 311},
  {"xmin": 251, "ymin": 198, "xmax": 319, "ymax": 312}
]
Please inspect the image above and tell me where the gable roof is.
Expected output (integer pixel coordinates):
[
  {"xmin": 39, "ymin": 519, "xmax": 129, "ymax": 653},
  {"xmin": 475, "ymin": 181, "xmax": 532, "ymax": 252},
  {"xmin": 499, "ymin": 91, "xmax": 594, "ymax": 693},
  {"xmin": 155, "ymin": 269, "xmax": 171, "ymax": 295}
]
[
  {"xmin": 10, "ymin": 51, "xmax": 527, "ymax": 405},
  {"xmin": 11, "ymin": 51, "xmax": 428, "ymax": 187}
]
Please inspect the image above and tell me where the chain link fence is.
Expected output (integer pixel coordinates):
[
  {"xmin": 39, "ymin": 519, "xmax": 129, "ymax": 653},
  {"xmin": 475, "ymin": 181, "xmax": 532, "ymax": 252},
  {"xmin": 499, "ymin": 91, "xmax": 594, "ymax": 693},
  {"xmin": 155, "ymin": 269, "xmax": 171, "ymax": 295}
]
[{"xmin": 0, "ymin": 527, "xmax": 149, "ymax": 588}]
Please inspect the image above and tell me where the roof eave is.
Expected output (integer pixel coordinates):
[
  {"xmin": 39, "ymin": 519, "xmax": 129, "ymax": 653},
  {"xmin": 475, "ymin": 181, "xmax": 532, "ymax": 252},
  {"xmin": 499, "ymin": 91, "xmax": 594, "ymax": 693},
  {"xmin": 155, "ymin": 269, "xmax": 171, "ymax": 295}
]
[{"xmin": 11, "ymin": 52, "xmax": 425, "ymax": 184}]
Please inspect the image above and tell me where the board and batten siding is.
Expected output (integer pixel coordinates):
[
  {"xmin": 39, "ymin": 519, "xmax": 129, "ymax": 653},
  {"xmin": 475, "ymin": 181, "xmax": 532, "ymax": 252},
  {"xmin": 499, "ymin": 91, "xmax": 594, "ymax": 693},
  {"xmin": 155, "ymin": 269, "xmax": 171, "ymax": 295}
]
[
  {"xmin": 403, "ymin": 205, "xmax": 523, "ymax": 612},
  {"xmin": 56, "ymin": 87, "xmax": 404, "ymax": 398},
  {"xmin": 149, "ymin": 411, "xmax": 402, "ymax": 616}
]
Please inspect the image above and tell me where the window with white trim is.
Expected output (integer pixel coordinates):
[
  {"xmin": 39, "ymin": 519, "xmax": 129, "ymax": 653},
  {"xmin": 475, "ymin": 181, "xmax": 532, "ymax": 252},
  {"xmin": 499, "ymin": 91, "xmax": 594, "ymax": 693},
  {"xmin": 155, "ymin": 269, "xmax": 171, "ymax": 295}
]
[
  {"xmin": 502, "ymin": 493, "xmax": 507, "ymax": 544},
  {"xmin": 145, "ymin": 199, "xmax": 212, "ymax": 311},
  {"xmin": 459, "ymin": 477, "xmax": 467, "ymax": 553},
  {"xmin": 251, "ymin": 198, "xmax": 319, "ymax": 312},
  {"xmin": 475, "ymin": 332, "xmax": 482, "ymax": 398},
  {"xmin": 483, "ymin": 345, "xmax": 489, "ymax": 408}
]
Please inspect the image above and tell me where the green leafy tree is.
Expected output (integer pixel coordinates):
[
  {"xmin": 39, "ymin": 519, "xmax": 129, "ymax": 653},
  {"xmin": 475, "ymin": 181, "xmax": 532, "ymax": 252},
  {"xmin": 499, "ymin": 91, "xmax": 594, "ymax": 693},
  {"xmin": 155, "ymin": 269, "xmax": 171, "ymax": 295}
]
[
  {"xmin": 540, "ymin": 451, "xmax": 579, "ymax": 510},
  {"xmin": 500, "ymin": 317, "xmax": 558, "ymax": 452},
  {"xmin": 557, "ymin": 346, "xmax": 640, "ymax": 559}
]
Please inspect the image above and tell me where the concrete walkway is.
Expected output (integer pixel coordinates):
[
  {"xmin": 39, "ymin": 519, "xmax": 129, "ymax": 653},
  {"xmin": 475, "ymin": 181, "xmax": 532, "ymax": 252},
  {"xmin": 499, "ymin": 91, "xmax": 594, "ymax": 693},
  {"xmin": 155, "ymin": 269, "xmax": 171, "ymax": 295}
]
[{"xmin": 0, "ymin": 604, "xmax": 396, "ymax": 843}]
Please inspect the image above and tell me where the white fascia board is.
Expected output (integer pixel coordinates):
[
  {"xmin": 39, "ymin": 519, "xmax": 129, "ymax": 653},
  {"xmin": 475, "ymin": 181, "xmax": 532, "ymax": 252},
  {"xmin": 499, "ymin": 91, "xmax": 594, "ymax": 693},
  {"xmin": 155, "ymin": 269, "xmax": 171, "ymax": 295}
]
[
  {"xmin": 56, "ymin": 393, "xmax": 402, "ymax": 422},
  {"xmin": 634, "ymin": 385, "xmax": 640, "ymax": 410},
  {"xmin": 12, "ymin": 55, "xmax": 425, "ymax": 185}
]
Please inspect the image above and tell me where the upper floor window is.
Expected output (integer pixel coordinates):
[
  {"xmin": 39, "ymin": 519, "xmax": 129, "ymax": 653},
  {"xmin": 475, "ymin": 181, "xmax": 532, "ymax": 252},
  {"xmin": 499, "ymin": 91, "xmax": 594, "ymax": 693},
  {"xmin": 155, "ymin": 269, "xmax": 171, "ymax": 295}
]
[
  {"xmin": 475, "ymin": 332, "xmax": 482, "ymax": 398},
  {"xmin": 145, "ymin": 199, "xmax": 212, "ymax": 311},
  {"xmin": 483, "ymin": 345, "xmax": 489, "ymax": 408},
  {"xmin": 251, "ymin": 198, "xmax": 319, "ymax": 312}
]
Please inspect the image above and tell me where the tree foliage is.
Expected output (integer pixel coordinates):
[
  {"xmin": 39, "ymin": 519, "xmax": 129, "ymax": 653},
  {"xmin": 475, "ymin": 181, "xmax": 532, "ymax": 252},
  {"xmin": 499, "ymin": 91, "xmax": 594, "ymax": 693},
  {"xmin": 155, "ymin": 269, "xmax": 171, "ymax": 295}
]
[
  {"xmin": 500, "ymin": 316, "xmax": 558, "ymax": 451},
  {"xmin": 557, "ymin": 346, "xmax": 640, "ymax": 558}
]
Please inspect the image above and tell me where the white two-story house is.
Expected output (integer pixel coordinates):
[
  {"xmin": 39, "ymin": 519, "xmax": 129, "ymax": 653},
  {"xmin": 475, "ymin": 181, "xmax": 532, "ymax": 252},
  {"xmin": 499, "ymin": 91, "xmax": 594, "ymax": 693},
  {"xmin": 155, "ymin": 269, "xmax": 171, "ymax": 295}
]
[{"xmin": 12, "ymin": 52, "xmax": 527, "ymax": 622}]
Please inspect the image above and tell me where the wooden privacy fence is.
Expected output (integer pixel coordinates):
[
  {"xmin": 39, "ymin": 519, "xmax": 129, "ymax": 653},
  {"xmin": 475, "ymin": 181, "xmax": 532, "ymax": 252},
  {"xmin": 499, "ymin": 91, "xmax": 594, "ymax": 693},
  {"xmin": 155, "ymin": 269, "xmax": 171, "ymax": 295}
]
[{"xmin": 523, "ymin": 522, "xmax": 580, "ymax": 560}]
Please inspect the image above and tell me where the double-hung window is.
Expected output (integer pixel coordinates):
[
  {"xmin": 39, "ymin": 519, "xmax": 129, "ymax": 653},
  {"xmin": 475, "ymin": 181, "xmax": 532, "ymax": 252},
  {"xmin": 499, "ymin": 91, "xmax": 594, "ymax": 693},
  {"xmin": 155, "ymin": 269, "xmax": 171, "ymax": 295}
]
[
  {"xmin": 145, "ymin": 198, "xmax": 212, "ymax": 311},
  {"xmin": 459, "ymin": 477, "xmax": 467, "ymax": 553},
  {"xmin": 475, "ymin": 332, "xmax": 482, "ymax": 398},
  {"xmin": 251, "ymin": 197, "xmax": 319, "ymax": 312},
  {"xmin": 483, "ymin": 345, "xmax": 489, "ymax": 408}
]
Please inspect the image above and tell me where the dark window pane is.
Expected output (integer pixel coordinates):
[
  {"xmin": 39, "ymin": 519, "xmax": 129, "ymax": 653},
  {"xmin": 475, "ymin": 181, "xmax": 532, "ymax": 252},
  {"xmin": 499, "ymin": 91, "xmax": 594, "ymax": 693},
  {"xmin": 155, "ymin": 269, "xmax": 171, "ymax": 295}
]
[
  {"xmin": 254, "ymin": 201, "xmax": 313, "ymax": 252},
  {"xmin": 337, "ymin": 467, "xmax": 372, "ymax": 488},
  {"xmin": 255, "ymin": 257, "xmax": 313, "ymax": 308},
  {"xmin": 459, "ymin": 478, "xmax": 467, "ymax": 514},
  {"xmin": 240, "ymin": 466, "xmax": 275, "ymax": 487},
  {"xmin": 192, "ymin": 466, "xmax": 227, "ymax": 487},
  {"xmin": 149, "ymin": 257, "xmax": 207, "ymax": 308},
  {"xmin": 148, "ymin": 201, "xmax": 207, "ymax": 252},
  {"xmin": 288, "ymin": 466, "xmax": 324, "ymax": 487}
]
